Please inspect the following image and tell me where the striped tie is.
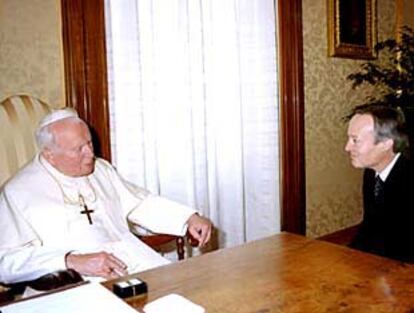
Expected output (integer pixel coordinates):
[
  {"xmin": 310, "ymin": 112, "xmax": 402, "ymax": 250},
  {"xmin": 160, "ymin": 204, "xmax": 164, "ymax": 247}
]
[{"xmin": 374, "ymin": 175, "xmax": 384, "ymax": 201}]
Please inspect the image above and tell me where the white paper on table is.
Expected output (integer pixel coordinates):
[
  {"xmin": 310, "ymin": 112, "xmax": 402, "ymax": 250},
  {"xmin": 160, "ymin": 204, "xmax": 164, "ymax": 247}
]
[
  {"xmin": 0, "ymin": 283, "xmax": 137, "ymax": 313},
  {"xmin": 144, "ymin": 293, "xmax": 205, "ymax": 313}
]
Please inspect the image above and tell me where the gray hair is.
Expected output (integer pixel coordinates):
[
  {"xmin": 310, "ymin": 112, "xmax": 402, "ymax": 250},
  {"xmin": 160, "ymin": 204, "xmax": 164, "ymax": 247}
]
[
  {"xmin": 346, "ymin": 104, "xmax": 409, "ymax": 153},
  {"xmin": 35, "ymin": 108, "xmax": 83, "ymax": 151}
]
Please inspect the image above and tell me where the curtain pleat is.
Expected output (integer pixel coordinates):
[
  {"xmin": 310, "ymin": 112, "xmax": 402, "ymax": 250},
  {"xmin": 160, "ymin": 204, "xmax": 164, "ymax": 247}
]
[{"xmin": 105, "ymin": 0, "xmax": 280, "ymax": 248}]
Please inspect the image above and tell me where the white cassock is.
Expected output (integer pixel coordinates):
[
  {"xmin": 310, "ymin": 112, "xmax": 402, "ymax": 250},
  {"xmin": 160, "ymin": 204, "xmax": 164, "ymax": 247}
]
[{"xmin": 0, "ymin": 154, "xmax": 196, "ymax": 284}]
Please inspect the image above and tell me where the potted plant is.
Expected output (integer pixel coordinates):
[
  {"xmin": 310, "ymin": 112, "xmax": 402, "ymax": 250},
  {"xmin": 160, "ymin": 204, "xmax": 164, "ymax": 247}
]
[{"xmin": 347, "ymin": 26, "xmax": 414, "ymax": 150}]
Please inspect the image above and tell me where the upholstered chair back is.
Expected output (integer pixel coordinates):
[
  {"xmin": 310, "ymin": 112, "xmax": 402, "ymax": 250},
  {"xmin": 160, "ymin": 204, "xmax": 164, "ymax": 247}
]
[{"xmin": 0, "ymin": 95, "xmax": 52, "ymax": 187}]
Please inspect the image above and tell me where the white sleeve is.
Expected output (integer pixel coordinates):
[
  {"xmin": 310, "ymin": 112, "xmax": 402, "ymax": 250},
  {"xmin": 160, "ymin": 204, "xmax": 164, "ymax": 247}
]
[
  {"xmin": 127, "ymin": 196, "xmax": 197, "ymax": 236},
  {"xmin": 99, "ymin": 160, "xmax": 197, "ymax": 236},
  {"xmin": 0, "ymin": 188, "xmax": 68, "ymax": 284},
  {"xmin": 0, "ymin": 245, "xmax": 68, "ymax": 284},
  {"xmin": 96, "ymin": 159, "xmax": 149, "ymax": 219}
]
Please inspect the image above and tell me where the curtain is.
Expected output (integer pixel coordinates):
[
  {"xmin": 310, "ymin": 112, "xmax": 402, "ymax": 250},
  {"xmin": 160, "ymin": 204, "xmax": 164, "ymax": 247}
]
[{"xmin": 105, "ymin": 0, "xmax": 280, "ymax": 249}]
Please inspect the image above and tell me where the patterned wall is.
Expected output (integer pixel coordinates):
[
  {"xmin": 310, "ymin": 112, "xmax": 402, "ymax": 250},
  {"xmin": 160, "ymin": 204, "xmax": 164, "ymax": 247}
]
[
  {"xmin": 403, "ymin": 0, "xmax": 414, "ymax": 29},
  {"xmin": 0, "ymin": 0, "xmax": 64, "ymax": 108},
  {"xmin": 303, "ymin": 0, "xmax": 397, "ymax": 237}
]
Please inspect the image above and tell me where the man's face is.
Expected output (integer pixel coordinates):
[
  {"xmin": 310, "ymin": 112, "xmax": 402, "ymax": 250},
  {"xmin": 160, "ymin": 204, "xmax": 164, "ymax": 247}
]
[
  {"xmin": 345, "ymin": 114, "xmax": 393, "ymax": 171},
  {"xmin": 45, "ymin": 119, "xmax": 95, "ymax": 177}
]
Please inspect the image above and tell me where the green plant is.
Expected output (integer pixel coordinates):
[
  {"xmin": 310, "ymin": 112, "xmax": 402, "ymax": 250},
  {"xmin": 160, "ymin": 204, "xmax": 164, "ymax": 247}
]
[{"xmin": 347, "ymin": 26, "xmax": 414, "ymax": 110}]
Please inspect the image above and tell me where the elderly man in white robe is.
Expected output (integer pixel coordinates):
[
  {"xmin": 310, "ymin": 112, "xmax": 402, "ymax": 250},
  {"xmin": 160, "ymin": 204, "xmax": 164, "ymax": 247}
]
[{"xmin": 0, "ymin": 108, "xmax": 212, "ymax": 284}]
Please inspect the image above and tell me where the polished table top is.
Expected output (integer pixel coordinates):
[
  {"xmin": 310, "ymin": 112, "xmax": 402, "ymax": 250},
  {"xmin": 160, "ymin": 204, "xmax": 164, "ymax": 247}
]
[{"xmin": 105, "ymin": 232, "xmax": 414, "ymax": 312}]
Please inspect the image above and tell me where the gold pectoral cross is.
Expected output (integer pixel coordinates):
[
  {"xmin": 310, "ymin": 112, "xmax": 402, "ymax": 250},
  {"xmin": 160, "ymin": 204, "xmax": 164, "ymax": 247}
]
[{"xmin": 79, "ymin": 194, "xmax": 94, "ymax": 225}]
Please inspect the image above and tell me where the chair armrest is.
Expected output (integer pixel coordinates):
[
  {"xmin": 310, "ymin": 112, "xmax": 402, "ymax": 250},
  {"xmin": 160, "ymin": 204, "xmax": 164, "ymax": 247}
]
[
  {"xmin": 4, "ymin": 269, "xmax": 83, "ymax": 296},
  {"xmin": 137, "ymin": 234, "xmax": 180, "ymax": 247},
  {"xmin": 137, "ymin": 232, "xmax": 199, "ymax": 248},
  {"xmin": 0, "ymin": 284, "xmax": 13, "ymax": 305},
  {"xmin": 136, "ymin": 231, "xmax": 199, "ymax": 261}
]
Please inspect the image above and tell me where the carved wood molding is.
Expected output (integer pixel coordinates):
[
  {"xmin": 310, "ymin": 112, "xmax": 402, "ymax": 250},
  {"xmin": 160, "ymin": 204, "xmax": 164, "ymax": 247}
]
[
  {"xmin": 61, "ymin": 0, "xmax": 111, "ymax": 160},
  {"xmin": 278, "ymin": 0, "xmax": 306, "ymax": 234}
]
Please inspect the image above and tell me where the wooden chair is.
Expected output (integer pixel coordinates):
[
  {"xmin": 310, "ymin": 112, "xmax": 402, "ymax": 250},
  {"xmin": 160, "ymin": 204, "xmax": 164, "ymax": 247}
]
[
  {"xmin": 137, "ymin": 232, "xmax": 198, "ymax": 261},
  {"xmin": 125, "ymin": 181, "xmax": 198, "ymax": 261},
  {"xmin": 138, "ymin": 234, "xmax": 186, "ymax": 260}
]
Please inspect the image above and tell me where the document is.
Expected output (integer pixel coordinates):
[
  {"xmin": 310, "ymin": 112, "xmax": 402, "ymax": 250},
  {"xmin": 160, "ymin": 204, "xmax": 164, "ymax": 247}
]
[
  {"xmin": 0, "ymin": 283, "xmax": 137, "ymax": 313},
  {"xmin": 144, "ymin": 293, "xmax": 205, "ymax": 313}
]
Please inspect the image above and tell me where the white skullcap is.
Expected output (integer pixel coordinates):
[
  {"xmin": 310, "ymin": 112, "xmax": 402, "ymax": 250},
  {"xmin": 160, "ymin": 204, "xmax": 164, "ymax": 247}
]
[{"xmin": 38, "ymin": 108, "xmax": 79, "ymax": 129}]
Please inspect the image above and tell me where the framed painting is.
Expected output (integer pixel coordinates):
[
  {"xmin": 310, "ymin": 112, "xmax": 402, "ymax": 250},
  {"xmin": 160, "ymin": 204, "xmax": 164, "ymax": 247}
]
[{"xmin": 328, "ymin": 0, "xmax": 377, "ymax": 59}]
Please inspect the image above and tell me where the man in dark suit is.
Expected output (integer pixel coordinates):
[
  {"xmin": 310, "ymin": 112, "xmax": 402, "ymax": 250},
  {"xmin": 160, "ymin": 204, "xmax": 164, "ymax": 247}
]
[{"xmin": 345, "ymin": 105, "xmax": 414, "ymax": 262}]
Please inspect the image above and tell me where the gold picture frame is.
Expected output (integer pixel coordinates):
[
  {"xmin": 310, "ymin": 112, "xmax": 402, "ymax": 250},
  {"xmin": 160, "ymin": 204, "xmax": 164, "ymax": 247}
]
[{"xmin": 328, "ymin": 0, "xmax": 377, "ymax": 59}]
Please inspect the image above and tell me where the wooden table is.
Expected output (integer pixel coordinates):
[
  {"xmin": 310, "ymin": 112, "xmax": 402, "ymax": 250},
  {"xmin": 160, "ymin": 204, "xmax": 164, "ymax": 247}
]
[{"xmin": 105, "ymin": 232, "xmax": 414, "ymax": 312}]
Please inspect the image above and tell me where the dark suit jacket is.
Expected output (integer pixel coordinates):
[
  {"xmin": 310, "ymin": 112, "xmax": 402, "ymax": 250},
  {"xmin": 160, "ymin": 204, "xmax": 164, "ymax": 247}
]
[{"xmin": 350, "ymin": 155, "xmax": 414, "ymax": 262}]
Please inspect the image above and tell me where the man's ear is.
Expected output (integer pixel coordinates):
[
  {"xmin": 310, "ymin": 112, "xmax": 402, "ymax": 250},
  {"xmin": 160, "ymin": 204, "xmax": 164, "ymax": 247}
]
[
  {"xmin": 41, "ymin": 148, "xmax": 54, "ymax": 163},
  {"xmin": 381, "ymin": 138, "xmax": 394, "ymax": 151}
]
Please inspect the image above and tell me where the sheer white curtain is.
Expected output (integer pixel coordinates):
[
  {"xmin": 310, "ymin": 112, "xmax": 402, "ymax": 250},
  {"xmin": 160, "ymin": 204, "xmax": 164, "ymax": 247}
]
[{"xmin": 105, "ymin": 0, "xmax": 280, "ymax": 248}]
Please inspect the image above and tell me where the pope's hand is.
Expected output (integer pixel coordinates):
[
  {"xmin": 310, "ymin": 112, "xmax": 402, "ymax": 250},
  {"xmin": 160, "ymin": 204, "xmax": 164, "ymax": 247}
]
[
  {"xmin": 187, "ymin": 214, "xmax": 212, "ymax": 247},
  {"xmin": 65, "ymin": 252, "xmax": 128, "ymax": 279}
]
